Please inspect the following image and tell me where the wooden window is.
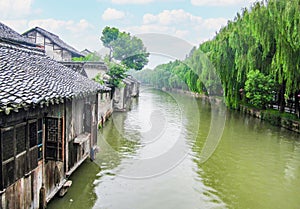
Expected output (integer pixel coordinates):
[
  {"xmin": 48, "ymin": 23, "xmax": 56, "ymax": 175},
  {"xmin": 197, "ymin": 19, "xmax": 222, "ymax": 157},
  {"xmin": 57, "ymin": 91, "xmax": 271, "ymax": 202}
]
[
  {"xmin": 28, "ymin": 120, "xmax": 38, "ymax": 172},
  {"xmin": 2, "ymin": 160, "xmax": 14, "ymax": 189},
  {"xmin": 0, "ymin": 119, "xmax": 41, "ymax": 190},
  {"xmin": 29, "ymin": 121, "xmax": 37, "ymax": 148},
  {"xmin": 16, "ymin": 124, "xmax": 26, "ymax": 155},
  {"xmin": 45, "ymin": 117, "xmax": 63, "ymax": 161},
  {"xmin": 0, "ymin": 127, "xmax": 15, "ymax": 189},
  {"xmin": 2, "ymin": 128, "xmax": 14, "ymax": 161},
  {"xmin": 15, "ymin": 123, "xmax": 27, "ymax": 180},
  {"xmin": 37, "ymin": 118, "xmax": 43, "ymax": 160}
]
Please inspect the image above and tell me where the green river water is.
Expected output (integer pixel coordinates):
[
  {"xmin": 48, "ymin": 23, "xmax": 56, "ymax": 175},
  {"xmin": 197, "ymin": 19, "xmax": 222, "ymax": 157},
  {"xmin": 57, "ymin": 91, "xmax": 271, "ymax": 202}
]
[{"xmin": 48, "ymin": 87, "xmax": 300, "ymax": 209}]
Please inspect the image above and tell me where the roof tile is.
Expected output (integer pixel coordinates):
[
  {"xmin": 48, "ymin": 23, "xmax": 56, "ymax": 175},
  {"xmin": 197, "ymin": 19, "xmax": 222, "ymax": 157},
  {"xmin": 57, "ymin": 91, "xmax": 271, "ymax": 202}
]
[{"xmin": 0, "ymin": 41, "xmax": 110, "ymax": 114}]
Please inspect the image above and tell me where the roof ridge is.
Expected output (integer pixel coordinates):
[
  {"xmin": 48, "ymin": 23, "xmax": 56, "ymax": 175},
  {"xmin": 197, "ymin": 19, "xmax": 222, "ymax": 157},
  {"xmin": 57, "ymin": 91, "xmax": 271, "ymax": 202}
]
[
  {"xmin": 0, "ymin": 22, "xmax": 37, "ymax": 47},
  {"xmin": 0, "ymin": 39, "xmax": 44, "ymax": 55},
  {"xmin": 23, "ymin": 27, "xmax": 84, "ymax": 57},
  {"xmin": 34, "ymin": 26, "xmax": 59, "ymax": 38}
]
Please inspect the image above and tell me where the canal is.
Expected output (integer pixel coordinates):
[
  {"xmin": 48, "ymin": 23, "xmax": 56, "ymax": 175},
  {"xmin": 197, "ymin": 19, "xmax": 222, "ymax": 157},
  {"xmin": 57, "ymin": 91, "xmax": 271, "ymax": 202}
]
[{"xmin": 48, "ymin": 87, "xmax": 300, "ymax": 209}]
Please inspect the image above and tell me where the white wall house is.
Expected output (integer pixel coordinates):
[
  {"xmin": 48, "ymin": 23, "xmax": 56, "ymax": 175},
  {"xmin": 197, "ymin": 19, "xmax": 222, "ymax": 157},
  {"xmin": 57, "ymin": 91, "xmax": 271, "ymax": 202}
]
[{"xmin": 23, "ymin": 27, "xmax": 84, "ymax": 62}]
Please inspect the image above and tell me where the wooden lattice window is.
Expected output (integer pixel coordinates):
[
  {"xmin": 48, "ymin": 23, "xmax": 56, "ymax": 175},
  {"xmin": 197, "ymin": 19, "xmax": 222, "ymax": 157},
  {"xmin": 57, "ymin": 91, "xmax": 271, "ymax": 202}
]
[
  {"xmin": 16, "ymin": 124, "xmax": 26, "ymax": 155},
  {"xmin": 27, "ymin": 120, "xmax": 38, "ymax": 172},
  {"xmin": 0, "ymin": 127, "xmax": 14, "ymax": 190},
  {"xmin": 2, "ymin": 160, "xmax": 14, "ymax": 189},
  {"xmin": 37, "ymin": 118, "xmax": 43, "ymax": 160},
  {"xmin": 2, "ymin": 128, "xmax": 14, "ymax": 161},
  {"xmin": 15, "ymin": 123, "xmax": 27, "ymax": 180},
  {"xmin": 0, "ymin": 119, "xmax": 42, "ymax": 190},
  {"xmin": 45, "ymin": 117, "xmax": 63, "ymax": 161},
  {"xmin": 29, "ymin": 121, "xmax": 38, "ymax": 148}
]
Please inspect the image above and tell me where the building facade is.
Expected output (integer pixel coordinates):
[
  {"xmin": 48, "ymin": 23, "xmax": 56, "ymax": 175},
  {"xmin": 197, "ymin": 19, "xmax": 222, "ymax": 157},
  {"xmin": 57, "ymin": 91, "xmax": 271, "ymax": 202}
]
[
  {"xmin": 0, "ymin": 22, "xmax": 110, "ymax": 209},
  {"xmin": 22, "ymin": 27, "xmax": 84, "ymax": 62}
]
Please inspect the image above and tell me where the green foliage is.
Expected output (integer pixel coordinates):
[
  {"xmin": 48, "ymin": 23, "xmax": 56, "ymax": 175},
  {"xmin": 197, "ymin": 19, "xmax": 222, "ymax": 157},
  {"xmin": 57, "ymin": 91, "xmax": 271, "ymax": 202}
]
[
  {"xmin": 132, "ymin": 0, "xmax": 300, "ymax": 118},
  {"xmin": 121, "ymin": 53, "xmax": 149, "ymax": 71},
  {"xmin": 262, "ymin": 109, "xmax": 300, "ymax": 126},
  {"xmin": 100, "ymin": 27, "xmax": 149, "ymax": 71},
  {"xmin": 106, "ymin": 62, "xmax": 127, "ymax": 88},
  {"xmin": 101, "ymin": 26, "xmax": 119, "ymax": 48},
  {"xmin": 72, "ymin": 52, "xmax": 101, "ymax": 62},
  {"xmin": 133, "ymin": 60, "xmax": 191, "ymax": 91},
  {"xmin": 245, "ymin": 70, "xmax": 276, "ymax": 109},
  {"xmin": 92, "ymin": 73, "xmax": 104, "ymax": 85},
  {"xmin": 100, "ymin": 26, "xmax": 119, "ymax": 61}
]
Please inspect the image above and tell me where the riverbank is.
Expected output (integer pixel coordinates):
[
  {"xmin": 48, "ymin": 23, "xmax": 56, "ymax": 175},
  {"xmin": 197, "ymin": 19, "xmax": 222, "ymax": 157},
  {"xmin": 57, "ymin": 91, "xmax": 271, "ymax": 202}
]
[
  {"xmin": 161, "ymin": 87, "xmax": 223, "ymax": 104},
  {"xmin": 160, "ymin": 86, "xmax": 300, "ymax": 134},
  {"xmin": 240, "ymin": 105, "xmax": 300, "ymax": 134},
  {"xmin": 46, "ymin": 87, "xmax": 300, "ymax": 209}
]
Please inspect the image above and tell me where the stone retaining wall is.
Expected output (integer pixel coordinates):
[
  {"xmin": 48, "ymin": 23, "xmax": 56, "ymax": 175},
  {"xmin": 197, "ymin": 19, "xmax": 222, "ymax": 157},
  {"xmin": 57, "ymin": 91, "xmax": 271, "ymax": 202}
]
[{"xmin": 240, "ymin": 106, "xmax": 300, "ymax": 134}]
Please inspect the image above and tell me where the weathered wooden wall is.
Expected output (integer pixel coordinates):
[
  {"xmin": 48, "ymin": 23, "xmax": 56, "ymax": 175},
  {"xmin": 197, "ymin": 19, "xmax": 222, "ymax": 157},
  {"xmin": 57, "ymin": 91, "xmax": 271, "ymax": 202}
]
[{"xmin": 0, "ymin": 103, "xmax": 67, "ymax": 209}]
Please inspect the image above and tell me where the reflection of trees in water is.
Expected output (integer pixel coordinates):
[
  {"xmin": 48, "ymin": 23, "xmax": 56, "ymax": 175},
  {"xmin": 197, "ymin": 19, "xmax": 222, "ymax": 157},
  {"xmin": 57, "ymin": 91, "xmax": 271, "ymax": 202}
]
[
  {"xmin": 192, "ymin": 108, "xmax": 300, "ymax": 209},
  {"xmin": 96, "ymin": 109, "xmax": 141, "ymax": 171},
  {"xmin": 47, "ymin": 160, "xmax": 100, "ymax": 209}
]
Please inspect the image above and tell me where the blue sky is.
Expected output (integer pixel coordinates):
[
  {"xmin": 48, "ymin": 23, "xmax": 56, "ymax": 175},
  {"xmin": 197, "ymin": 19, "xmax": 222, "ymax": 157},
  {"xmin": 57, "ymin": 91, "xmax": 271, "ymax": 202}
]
[{"xmin": 1, "ymin": 0, "xmax": 254, "ymax": 57}]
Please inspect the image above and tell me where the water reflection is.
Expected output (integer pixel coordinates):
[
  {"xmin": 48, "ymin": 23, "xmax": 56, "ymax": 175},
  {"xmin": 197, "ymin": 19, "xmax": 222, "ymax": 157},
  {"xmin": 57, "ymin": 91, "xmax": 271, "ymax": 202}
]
[
  {"xmin": 47, "ymin": 160, "xmax": 100, "ymax": 209},
  {"xmin": 192, "ymin": 110, "xmax": 300, "ymax": 209},
  {"xmin": 48, "ymin": 88, "xmax": 300, "ymax": 209}
]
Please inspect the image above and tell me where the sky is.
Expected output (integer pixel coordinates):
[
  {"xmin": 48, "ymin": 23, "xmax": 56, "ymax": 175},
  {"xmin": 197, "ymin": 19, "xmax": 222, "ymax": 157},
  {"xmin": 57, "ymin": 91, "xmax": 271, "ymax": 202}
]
[{"xmin": 0, "ymin": 0, "xmax": 255, "ymax": 67}]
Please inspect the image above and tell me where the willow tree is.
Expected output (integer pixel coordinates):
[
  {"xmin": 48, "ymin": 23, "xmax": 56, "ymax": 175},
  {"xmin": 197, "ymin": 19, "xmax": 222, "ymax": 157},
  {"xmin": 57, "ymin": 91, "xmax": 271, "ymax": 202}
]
[{"xmin": 131, "ymin": 0, "xmax": 300, "ymax": 117}]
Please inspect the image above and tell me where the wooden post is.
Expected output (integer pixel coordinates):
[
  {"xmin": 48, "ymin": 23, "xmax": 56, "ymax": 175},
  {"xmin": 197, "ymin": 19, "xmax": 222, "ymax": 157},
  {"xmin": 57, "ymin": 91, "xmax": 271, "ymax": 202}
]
[
  {"xmin": 39, "ymin": 183, "xmax": 46, "ymax": 209},
  {"xmin": 295, "ymin": 91, "xmax": 300, "ymax": 119}
]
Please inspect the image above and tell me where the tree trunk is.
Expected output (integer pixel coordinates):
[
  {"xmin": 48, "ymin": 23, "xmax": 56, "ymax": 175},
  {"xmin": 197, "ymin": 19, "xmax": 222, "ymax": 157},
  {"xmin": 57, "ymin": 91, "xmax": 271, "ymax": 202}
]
[
  {"xmin": 278, "ymin": 80, "xmax": 286, "ymax": 113},
  {"xmin": 295, "ymin": 91, "xmax": 300, "ymax": 118},
  {"xmin": 109, "ymin": 46, "xmax": 113, "ymax": 62}
]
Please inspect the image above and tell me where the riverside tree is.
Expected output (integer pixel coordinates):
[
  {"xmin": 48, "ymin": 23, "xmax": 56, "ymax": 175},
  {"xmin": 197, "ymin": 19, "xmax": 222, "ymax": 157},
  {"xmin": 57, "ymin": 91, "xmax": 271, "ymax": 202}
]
[
  {"xmin": 100, "ymin": 26, "xmax": 149, "ymax": 87},
  {"xmin": 244, "ymin": 70, "xmax": 276, "ymax": 109},
  {"xmin": 133, "ymin": 0, "xmax": 300, "ymax": 118}
]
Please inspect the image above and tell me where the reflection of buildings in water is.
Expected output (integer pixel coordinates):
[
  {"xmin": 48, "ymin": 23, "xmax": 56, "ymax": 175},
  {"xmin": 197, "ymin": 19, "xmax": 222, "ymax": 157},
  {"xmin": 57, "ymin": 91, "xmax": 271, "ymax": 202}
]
[
  {"xmin": 284, "ymin": 141, "xmax": 300, "ymax": 182},
  {"xmin": 47, "ymin": 160, "xmax": 101, "ymax": 209},
  {"xmin": 95, "ymin": 111, "xmax": 141, "ymax": 172}
]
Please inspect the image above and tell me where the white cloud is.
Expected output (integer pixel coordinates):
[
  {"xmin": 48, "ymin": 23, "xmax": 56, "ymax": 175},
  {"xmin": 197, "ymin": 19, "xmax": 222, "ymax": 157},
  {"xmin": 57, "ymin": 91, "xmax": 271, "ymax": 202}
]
[
  {"xmin": 28, "ymin": 19, "xmax": 74, "ymax": 32},
  {"xmin": 4, "ymin": 18, "xmax": 100, "ymax": 51},
  {"xmin": 27, "ymin": 19, "xmax": 98, "ymax": 50},
  {"xmin": 102, "ymin": 8, "xmax": 126, "ymax": 20},
  {"xmin": 29, "ymin": 19, "xmax": 94, "ymax": 34},
  {"xmin": 191, "ymin": 0, "xmax": 254, "ymax": 6},
  {"xmin": 143, "ymin": 14, "xmax": 158, "ymax": 24},
  {"xmin": 124, "ymin": 24, "xmax": 173, "ymax": 35},
  {"xmin": 0, "ymin": 0, "xmax": 33, "ymax": 19},
  {"xmin": 203, "ymin": 18, "xmax": 228, "ymax": 30},
  {"xmin": 111, "ymin": 0, "xmax": 154, "ymax": 4},
  {"xmin": 175, "ymin": 30, "xmax": 189, "ymax": 39},
  {"xmin": 2, "ymin": 20, "xmax": 29, "ymax": 33},
  {"xmin": 66, "ymin": 19, "xmax": 95, "ymax": 33},
  {"xmin": 143, "ymin": 9, "xmax": 202, "ymax": 26},
  {"xmin": 126, "ymin": 9, "xmax": 228, "ymax": 46}
]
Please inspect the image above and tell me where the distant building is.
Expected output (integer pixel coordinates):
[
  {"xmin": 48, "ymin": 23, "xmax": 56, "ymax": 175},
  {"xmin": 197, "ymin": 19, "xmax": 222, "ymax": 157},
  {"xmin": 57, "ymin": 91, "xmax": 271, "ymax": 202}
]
[
  {"xmin": 22, "ymin": 27, "xmax": 84, "ymax": 61},
  {"xmin": 23, "ymin": 26, "xmax": 113, "ymax": 126},
  {"xmin": 61, "ymin": 61, "xmax": 108, "ymax": 80},
  {"xmin": 60, "ymin": 61, "xmax": 112, "ymax": 123},
  {"xmin": 81, "ymin": 49, "xmax": 92, "ymax": 56},
  {"xmin": 113, "ymin": 76, "xmax": 140, "ymax": 111},
  {"xmin": 0, "ymin": 22, "xmax": 110, "ymax": 209}
]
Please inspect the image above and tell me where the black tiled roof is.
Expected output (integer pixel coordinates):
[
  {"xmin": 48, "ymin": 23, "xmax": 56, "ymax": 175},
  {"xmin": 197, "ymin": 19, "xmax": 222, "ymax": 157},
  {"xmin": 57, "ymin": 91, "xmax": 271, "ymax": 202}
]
[
  {"xmin": 60, "ymin": 62, "xmax": 88, "ymax": 77},
  {"xmin": 23, "ymin": 27, "xmax": 84, "ymax": 57},
  {"xmin": 0, "ymin": 22, "xmax": 36, "ymax": 47},
  {"xmin": 0, "ymin": 41, "xmax": 110, "ymax": 115}
]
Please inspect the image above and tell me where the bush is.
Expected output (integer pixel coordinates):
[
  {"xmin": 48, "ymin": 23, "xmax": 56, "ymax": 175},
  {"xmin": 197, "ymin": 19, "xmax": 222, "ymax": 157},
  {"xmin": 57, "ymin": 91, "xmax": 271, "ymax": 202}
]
[{"xmin": 245, "ymin": 70, "xmax": 276, "ymax": 109}]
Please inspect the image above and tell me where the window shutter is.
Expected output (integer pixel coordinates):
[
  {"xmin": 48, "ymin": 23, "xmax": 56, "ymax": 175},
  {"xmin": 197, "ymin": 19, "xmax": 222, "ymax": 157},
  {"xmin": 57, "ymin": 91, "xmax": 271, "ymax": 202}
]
[
  {"xmin": 45, "ymin": 117, "xmax": 63, "ymax": 161},
  {"xmin": 27, "ymin": 120, "xmax": 38, "ymax": 172},
  {"xmin": 0, "ymin": 127, "xmax": 15, "ymax": 189}
]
